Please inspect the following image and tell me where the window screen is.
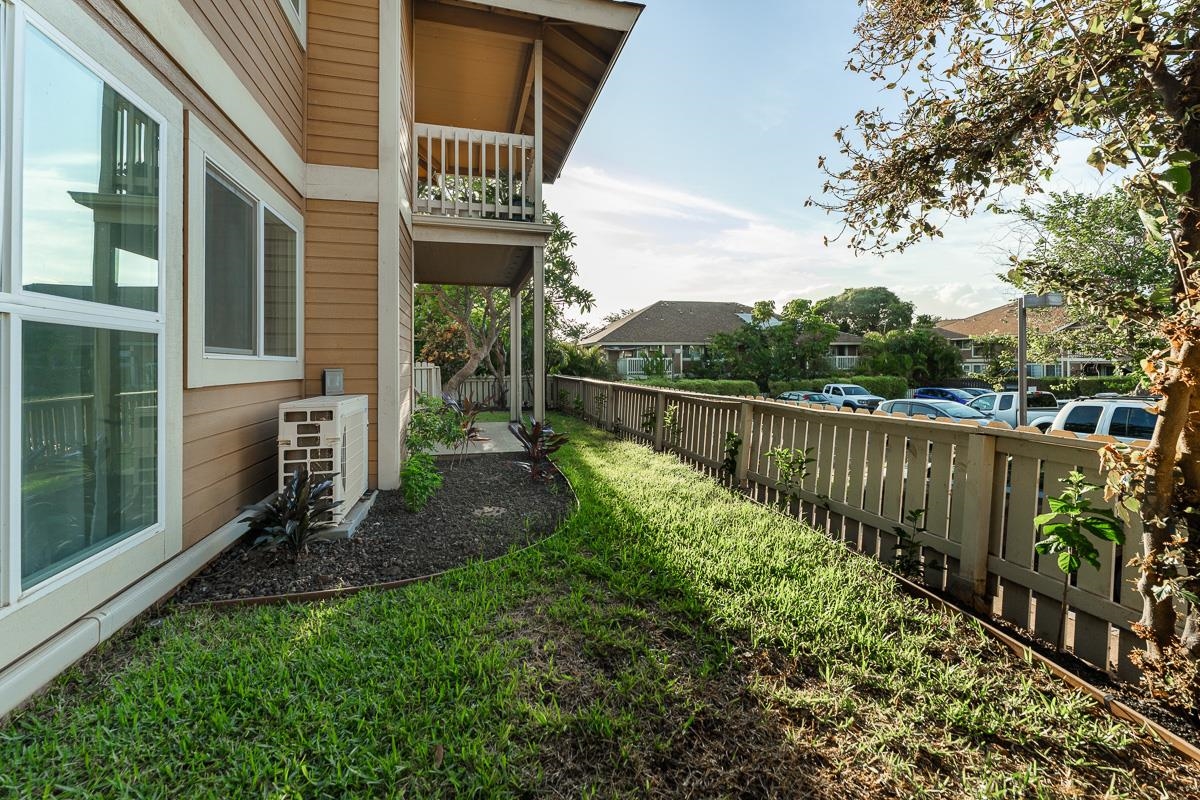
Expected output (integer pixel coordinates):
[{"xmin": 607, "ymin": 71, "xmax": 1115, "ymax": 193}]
[{"xmin": 204, "ymin": 169, "xmax": 256, "ymax": 354}]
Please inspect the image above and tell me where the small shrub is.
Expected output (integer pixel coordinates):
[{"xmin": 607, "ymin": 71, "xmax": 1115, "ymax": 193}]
[
  {"xmin": 407, "ymin": 394, "xmax": 464, "ymax": 454},
  {"xmin": 1048, "ymin": 375, "xmax": 1142, "ymax": 398},
  {"xmin": 515, "ymin": 418, "xmax": 569, "ymax": 481},
  {"xmin": 765, "ymin": 447, "xmax": 814, "ymax": 511},
  {"xmin": 1034, "ymin": 471, "xmax": 1124, "ymax": 652},
  {"xmin": 721, "ymin": 431, "xmax": 742, "ymax": 483},
  {"xmin": 663, "ymin": 403, "xmax": 682, "ymax": 449},
  {"xmin": 892, "ymin": 508, "xmax": 930, "ymax": 580},
  {"xmin": 241, "ymin": 466, "xmax": 339, "ymax": 562},
  {"xmin": 401, "ymin": 452, "xmax": 443, "ymax": 512}
]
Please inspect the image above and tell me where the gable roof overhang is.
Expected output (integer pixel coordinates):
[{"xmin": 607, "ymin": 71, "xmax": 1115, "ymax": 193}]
[{"xmin": 414, "ymin": 0, "xmax": 643, "ymax": 184}]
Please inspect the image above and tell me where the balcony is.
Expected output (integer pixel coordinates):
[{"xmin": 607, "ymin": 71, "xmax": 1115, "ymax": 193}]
[
  {"xmin": 413, "ymin": 123, "xmax": 540, "ymax": 224},
  {"xmin": 831, "ymin": 354, "xmax": 860, "ymax": 371}
]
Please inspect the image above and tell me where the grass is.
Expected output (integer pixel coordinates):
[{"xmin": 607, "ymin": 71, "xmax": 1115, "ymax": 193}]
[{"xmin": 1, "ymin": 414, "xmax": 1195, "ymax": 798}]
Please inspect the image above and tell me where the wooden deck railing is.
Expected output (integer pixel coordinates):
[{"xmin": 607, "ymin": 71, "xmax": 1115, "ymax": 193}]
[
  {"xmin": 413, "ymin": 123, "xmax": 540, "ymax": 222},
  {"xmin": 550, "ymin": 376, "xmax": 1168, "ymax": 683}
]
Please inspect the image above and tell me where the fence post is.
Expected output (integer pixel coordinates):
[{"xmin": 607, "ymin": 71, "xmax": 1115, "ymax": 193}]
[
  {"xmin": 735, "ymin": 401, "xmax": 754, "ymax": 487},
  {"xmin": 653, "ymin": 391, "xmax": 666, "ymax": 450},
  {"xmin": 949, "ymin": 431, "xmax": 996, "ymax": 610}
]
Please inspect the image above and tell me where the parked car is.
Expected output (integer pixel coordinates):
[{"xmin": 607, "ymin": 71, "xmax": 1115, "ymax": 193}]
[
  {"xmin": 959, "ymin": 387, "xmax": 992, "ymax": 398},
  {"xmin": 1050, "ymin": 397, "xmax": 1157, "ymax": 442},
  {"xmin": 776, "ymin": 390, "xmax": 835, "ymax": 406},
  {"xmin": 913, "ymin": 387, "xmax": 975, "ymax": 404},
  {"xmin": 822, "ymin": 383, "xmax": 885, "ymax": 411},
  {"xmin": 879, "ymin": 399, "xmax": 989, "ymax": 422},
  {"xmin": 967, "ymin": 391, "xmax": 1060, "ymax": 430}
]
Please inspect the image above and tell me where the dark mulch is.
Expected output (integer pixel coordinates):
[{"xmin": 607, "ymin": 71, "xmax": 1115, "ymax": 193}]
[{"xmin": 171, "ymin": 454, "xmax": 573, "ymax": 604}]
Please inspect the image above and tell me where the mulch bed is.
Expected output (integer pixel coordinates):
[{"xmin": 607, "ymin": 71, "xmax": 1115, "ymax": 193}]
[{"xmin": 171, "ymin": 454, "xmax": 573, "ymax": 605}]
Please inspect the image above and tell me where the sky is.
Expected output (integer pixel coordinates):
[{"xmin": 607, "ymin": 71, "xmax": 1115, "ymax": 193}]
[{"xmin": 543, "ymin": 0, "xmax": 1115, "ymax": 327}]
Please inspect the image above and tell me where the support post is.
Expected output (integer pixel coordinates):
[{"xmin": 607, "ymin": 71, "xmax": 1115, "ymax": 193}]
[
  {"xmin": 509, "ymin": 285, "xmax": 522, "ymax": 423},
  {"xmin": 533, "ymin": 246, "xmax": 545, "ymax": 421},
  {"xmin": 1017, "ymin": 295, "xmax": 1028, "ymax": 428},
  {"xmin": 652, "ymin": 391, "xmax": 666, "ymax": 450},
  {"xmin": 533, "ymin": 38, "xmax": 543, "ymax": 224},
  {"xmin": 950, "ymin": 432, "xmax": 996, "ymax": 609},
  {"xmin": 735, "ymin": 401, "xmax": 754, "ymax": 486}
]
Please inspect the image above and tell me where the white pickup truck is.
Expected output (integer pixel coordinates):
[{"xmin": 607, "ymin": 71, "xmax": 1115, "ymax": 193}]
[
  {"xmin": 822, "ymin": 383, "xmax": 885, "ymax": 411},
  {"xmin": 966, "ymin": 390, "xmax": 1060, "ymax": 430}
]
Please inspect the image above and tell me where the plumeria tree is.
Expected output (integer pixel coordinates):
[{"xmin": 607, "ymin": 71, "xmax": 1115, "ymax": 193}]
[{"xmin": 816, "ymin": 0, "xmax": 1200, "ymax": 705}]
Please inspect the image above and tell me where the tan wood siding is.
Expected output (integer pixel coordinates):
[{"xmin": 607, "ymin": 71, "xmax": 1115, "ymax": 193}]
[
  {"xmin": 307, "ymin": 0, "xmax": 380, "ymax": 168},
  {"xmin": 182, "ymin": 0, "xmax": 306, "ymax": 154},
  {"xmin": 181, "ymin": 381, "xmax": 303, "ymax": 547},
  {"xmin": 305, "ymin": 199, "xmax": 380, "ymax": 484}
]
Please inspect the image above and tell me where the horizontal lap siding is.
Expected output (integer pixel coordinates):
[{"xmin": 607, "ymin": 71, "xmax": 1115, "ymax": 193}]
[
  {"xmin": 181, "ymin": 381, "xmax": 303, "ymax": 547},
  {"xmin": 305, "ymin": 199, "xmax": 380, "ymax": 484},
  {"xmin": 308, "ymin": 0, "xmax": 380, "ymax": 168},
  {"xmin": 184, "ymin": 0, "xmax": 305, "ymax": 153}
]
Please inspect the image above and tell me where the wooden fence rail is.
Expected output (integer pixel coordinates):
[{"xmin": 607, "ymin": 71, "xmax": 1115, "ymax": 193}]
[{"xmin": 551, "ymin": 376, "xmax": 1171, "ymax": 684}]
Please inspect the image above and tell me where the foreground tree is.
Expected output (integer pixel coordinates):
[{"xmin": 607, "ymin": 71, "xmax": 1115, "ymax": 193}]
[
  {"xmin": 1006, "ymin": 191, "xmax": 1171, "ymax": 371},
  {"xmin": 419, "ymin": 209, "xmax": 595, "ymax": 394},
  {"xmin": 818, "ymin": 0, "xmax": 1200, "ymax": 703},
  {"xmin": 815, "ymin": 286, "xmax": 915, "ymax": 334}
]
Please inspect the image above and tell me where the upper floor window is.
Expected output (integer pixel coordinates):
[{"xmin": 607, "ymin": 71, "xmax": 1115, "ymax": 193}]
[{"xmin": 279, "ymin": 0, "xmax": 305, "ymax": 45}]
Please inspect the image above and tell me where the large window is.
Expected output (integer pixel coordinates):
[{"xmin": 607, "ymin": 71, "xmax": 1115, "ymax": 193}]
[
  {"xmin": 187, "ymin": 121, "xmax": 303, "ymax": 387},
  {"xmin": 1, "ymin": 8, "xmax": 167, "ymax": 597}
]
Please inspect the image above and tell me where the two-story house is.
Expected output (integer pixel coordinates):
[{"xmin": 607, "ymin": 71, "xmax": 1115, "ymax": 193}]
[{"xmin": 0, "ymin": 0, "xmax": 641, "ymax": 715}]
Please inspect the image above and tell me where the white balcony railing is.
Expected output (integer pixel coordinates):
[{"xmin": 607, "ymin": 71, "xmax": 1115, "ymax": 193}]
[
  {"xmin": 413, "ymin": 123, "xmax": 540, "ymax": 223},
  {"xmin": 831, "ymin": 355, "xmax": 860, "ymax": 371}
]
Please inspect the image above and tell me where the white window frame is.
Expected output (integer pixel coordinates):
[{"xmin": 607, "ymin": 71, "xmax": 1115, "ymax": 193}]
[
  {"xmin": 278, "ymin": 0, "xmax": 306, "ymax": 47},
  {"xmin": 186, "ymin": 117, "xmax": 304, "ymax": 388},
  {"xmin": 0, "ymin": 0, "xmax": 183, "ymax": 611}
]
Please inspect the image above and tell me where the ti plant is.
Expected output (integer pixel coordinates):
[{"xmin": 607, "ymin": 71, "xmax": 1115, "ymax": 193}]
[
  {"xmin": 515, "ymin": 417, "xmax": 569, "ymax": 482},
  {"xmin": 1034, "ymin": 470, "xmax": 1125, "ymax": 653},
  {"xmin": 765, "ymin": 447, "xmax": 814, "ymax": 513},
  {"xmin": 241, "ymin": 466, "xmax": 339, "ymax": 563},
  {"xmin": 892, "ymin": 508, "xmax": 930, "ymax": 581}
]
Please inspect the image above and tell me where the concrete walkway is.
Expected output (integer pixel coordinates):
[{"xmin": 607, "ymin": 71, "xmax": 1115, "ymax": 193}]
[{"xmin": 432, "ymin": 421, "xmax": 524, "ymax": 456}]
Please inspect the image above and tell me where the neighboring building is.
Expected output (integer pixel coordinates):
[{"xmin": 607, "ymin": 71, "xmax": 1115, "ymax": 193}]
[
  {"xmin": 829, "ymin": 331, "xmax": 864, "ymax": 371},
  {"xmin": 583, "ymin": 300, "xmax": 869, "ymax": 378},
  {"xmin": 1, "ymin": 0, "xmax": 641, "ymax": 715},
  {"xmin": 938, "ymin": 302, "xmax": 1118, "ymax": 379},
  {"xmin": 582, "ymin": 301, "xmax": 755, "ymax": 377}
]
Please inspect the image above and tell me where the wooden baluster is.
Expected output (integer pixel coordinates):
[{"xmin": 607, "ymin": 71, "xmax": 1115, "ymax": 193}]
[{"xmin": 439, "ymin": 129, "xmax": 447, "ymax": 215}]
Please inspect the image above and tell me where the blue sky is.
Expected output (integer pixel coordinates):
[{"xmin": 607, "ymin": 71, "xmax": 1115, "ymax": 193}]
[{"xmin": 544, "ymin": 0, "xmax": 1113, "ymax": 325}]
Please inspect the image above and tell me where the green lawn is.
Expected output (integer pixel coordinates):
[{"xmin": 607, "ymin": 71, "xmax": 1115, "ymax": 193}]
[{"xmin": 1, "ymin": 415, "xmax": 1194, "ymax": 798}]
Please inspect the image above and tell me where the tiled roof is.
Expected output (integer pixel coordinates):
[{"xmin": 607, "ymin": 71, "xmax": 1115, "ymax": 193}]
[
  {"xmin": 832, "ymin": 331, "xmax": 864, "ymax": 344},
  {"xmin": 581, "ymin": 300, "xmax": 754, "ymax": 346},
  {"xmin": 938, "ymin": 301, "xmax": 1073, "ymax": 339}
]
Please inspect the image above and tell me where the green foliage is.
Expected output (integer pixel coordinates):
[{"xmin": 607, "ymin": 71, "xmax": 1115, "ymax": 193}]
[
  {"xmin": 630, "ymin": 378, "xmax": 760, "ymax": 397},
  {"xmin": 701, "ymin": 299, "xmax": 839, "ymax": 390},
  {"xmin": 769, "ymin": 375, "xmax": 908, "ymax": 400},
  {"xmin": 721, "ymin": 431, "xmax": 741, "ymax": 483},
  {"xmin": 1035, "ymin": 471, "xmax": 1125, "ymax": 652},
  {"xmin": 549, "ymin": 342, "xmax": 616, "ymax": 380},
  {"xmin": 968, "ymin": 335, "xmax": 1017, "ymax": 391},
  {"xmin": 515, "ymin": 418, "xmax": 569, "ymax": 481},
  {"xmin": 859, "ymin": 327, "xmax": 963, "ymax": 386},
  {"xmin": 662, "ymin": 403, "xmax": 682, "ymax": 449},
  {"xmin": 241, "ymin": 466, "xmax": 339, "ymax": 563},
  {"xmin": 765, "ymin": 447, "xmax": 814, "ymax": 511},
  {"xmin": 1049, "ymin": 375, "xmax": 1143, "ymax": 399},
  {"xmin": 400, "ymin": 452, "xmax": 443, "ymax": 513},
  {"xmin": 406, "ymin": 395, "xmax": 465, "ymax": 454},
  {"xmin": 814, "ymin": 287, "xmax": 914, "ymax": 335},
  {"xmin": 639, "ymin": 348, "xmax": 669, "ymax": 378},
  {"xmin": 1005, "ymin": 191, "xmax": 1171, "ymax": 372},
  {"xmin": 892, "ymin": 508, "xmax": 930, "ymax": 581}
]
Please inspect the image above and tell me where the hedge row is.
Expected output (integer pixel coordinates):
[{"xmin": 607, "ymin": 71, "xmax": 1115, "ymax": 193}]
[
  {"xmin": 1046, "ymin": 375, "xmax": 1143, "ymax": 398},
  {"xmin": 627, "ymin": 378, "xmax": 761, "ymax": 397},
  {"xmin": 768, "ymin": 375, "xmax": 909, "ymax": 400}
]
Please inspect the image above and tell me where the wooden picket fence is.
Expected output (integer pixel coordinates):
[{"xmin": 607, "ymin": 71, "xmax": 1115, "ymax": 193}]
[{"xmin": 550, "ymin": 376, "xmax": 1172, "ymax": 683}]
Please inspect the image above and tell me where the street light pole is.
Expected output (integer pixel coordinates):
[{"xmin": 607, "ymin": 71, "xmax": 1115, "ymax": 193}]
[
  {"xmin": 1017, "ymin": 292, "xmax": 1064, "ymax": 428},
  {"xmin": 1017, "ymin": 296, "xmax": 1028, "ymax": 428}
]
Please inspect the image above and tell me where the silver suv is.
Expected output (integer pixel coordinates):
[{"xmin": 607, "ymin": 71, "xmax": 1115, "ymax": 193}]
[{"xmin": 1049, "ymin": 397, "xmax": 1157, "ymax": 442}]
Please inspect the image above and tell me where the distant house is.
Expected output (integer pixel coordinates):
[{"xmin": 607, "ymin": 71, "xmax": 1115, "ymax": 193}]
[
  {"xmin": 938, "ymin": 302, "xmax": 1118, "ymax": 378},
  {"xmin": 829, "ymin": 331, "xmax": 864, "ymax": 371},
  {"xmin": 581, "ymin": 300, "xmax": 754, "ymax": 377}
]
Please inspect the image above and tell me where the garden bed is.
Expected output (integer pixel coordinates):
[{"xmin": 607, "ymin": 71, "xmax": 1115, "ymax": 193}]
[{"xmin": 172, "ymin": 454, "xmax": 572, "ymax": 604}]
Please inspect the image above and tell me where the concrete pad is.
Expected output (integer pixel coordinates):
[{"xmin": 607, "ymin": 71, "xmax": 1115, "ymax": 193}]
[{"xmin": 432, "ymin": 421, "xmax": 525, "ymax": 456}]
